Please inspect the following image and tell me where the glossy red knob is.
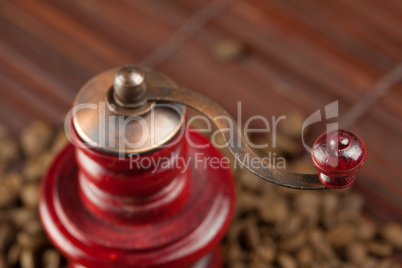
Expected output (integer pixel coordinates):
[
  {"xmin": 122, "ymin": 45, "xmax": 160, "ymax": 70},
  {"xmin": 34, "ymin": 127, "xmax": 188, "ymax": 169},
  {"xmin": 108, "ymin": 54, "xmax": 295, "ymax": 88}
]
[{"xmin": 311, "ymin": 129, "xmax": 367, "ymax": 189}]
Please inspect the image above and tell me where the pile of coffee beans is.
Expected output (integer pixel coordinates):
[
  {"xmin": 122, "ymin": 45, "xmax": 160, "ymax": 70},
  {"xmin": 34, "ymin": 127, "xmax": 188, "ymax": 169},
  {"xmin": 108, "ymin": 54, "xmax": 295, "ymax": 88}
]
[
  {"xmin": 223, "ymin": 169, "xmax": 402, "ymax": 268},
  {"xmin": 0, "ymin": 122, "xmax": 67, "ymax": 268},
  {"xmin": 221, "ymin": 113, "xmax": 402, "ymax": 268},
  {"xmin": 0, "ymin": 120, "xmax": 401, "ymax": 268}
]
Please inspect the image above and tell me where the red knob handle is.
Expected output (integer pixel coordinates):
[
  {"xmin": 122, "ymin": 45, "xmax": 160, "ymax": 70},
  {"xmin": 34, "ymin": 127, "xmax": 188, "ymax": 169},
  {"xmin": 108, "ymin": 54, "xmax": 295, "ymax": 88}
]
[{"xmin": 311, "ymin": 129, "xmax": 367, "ymax": 189}]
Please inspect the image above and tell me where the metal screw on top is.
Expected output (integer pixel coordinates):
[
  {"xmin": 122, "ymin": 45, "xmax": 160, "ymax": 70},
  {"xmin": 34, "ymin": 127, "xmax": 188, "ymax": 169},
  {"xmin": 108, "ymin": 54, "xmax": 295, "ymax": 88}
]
[{"xmin": 113, "ymin": 65, "xmax": 147, "ymax": 108}]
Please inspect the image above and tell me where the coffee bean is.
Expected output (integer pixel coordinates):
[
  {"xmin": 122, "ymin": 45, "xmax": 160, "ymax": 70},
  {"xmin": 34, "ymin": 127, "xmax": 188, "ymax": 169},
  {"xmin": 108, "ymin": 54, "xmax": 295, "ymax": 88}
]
[
  {"xmin": 0, "ymin": 173, "xmax": 22, "ymax": 208},
  {"xmin": 43, "ymin": 249, "xmax": 61, "ymax": 268},
  {"xmin": 361, "ymin": 257, "xmax": 380, "ymax": 268},
  {"xmin": 22, "ymin": 218, "xmax": 43, "ymax": 235},
  {"xmin": 344, "ymin": 242, "xmax": 367, "ymax": 264},
  {"xmin": 238, "ymin": 170, "xmax": 266, "ymax": 194},
  {"xmin": 0, "ymin": 136, "xmax": 19, "ymax": 167},
  {"xmin": 259, "ymin": 196, "xmax": 289, "ymax": 224},
  {"xmin": 326, "ymin": 223, "xmax": 355, "ymax": 247},
  {"xmin": 276, "ymin": 214, "xmax": 302, "ymax": 237},
  {"xmin": 22, "ymin": 152, "xmax": 53, "ymax": 181},
  {"xmin": 224, "ymin": 241, "xmax": 244, "ymax": 262},
  {"xmin": 377, "ymin": 259, "xmax": 401, "ymax": 268},
  {"xmin": 279, "ymin": 112, "xmax": 306, "ymax": 140},
  {"xmin": 294, "ymin": 192, "xmax": 319, "ymax": 216},
  {"xmin": 294, "ymin": 192, "xmax": 319, "ymax": 227},
  {"xmin": 211, "ymin": 39, "xmax": 247, "ymax": 62},
  {"xmin": 367, "ymin": 241, "xmax": 393, "ymax": 257},
  {"xmin": 50, "ymin": 130, "xmax": 68, "ymax": 156},
  {"xmin": 239, "ymin": 221, "xmax": 260, "ymax": 250},
  {"xmin": 309, "ymin": 229, "xmax": 336, "ymax": 260},
  {"xmin": 355, "ymin": 216, "xmax": 376, "ymax": 240},
  {"xmin": 341, "ymin": 193, "xmax": 364, "ymax": 213},
  {"xmin": 6, "ymin": 208, "xmax": 37, "ymax": 228},
  {"xmin": 255, "ymin": 243, "xmax": 275, "ymax": 263},
  {"xmin": 273, "ymin": 135, "xmax": 303, "ymax": 157},
  {"xmin": 237, "ymin": 191, "xmax": 260, "ymax": 214},
  {"xmin": 277, "ymin": 252, "xmax": 297, "ymax": 268},
  {"xmin": 279, "ymin": 231, "xmax": 307, "ymax": 252},
  {"xmin": 20, "ymin": 182, "xmax": 40, "ymax": 208},
  {"xmin": 20, "ymin": 248, "xmax": 36, "ymax": 268},
  {"xmin": 17, "ymin": 232, "xmax": 48, "ymax": 249},
  {"xmin": 20, "ymin": 121, "xmax": 53, "ymax": 158},
  {"xmin": 295, "ymin": 247, "xmax": 313, "ymax": 267},
  {"xmin": 321, "ymin": 191, "xmax": 339, "ymax": 214},
  {"xmin": 248, "ymin": 257, "xmax": 268, "ymax": 268},
  {"xmin": 7, "ymin": 243, "xmax": 21, "ymax": 266},
  {"xmin": 0, "ymin": 253, "xmax": 8, "ymax": 268},
  {"xmin": 380, "ymin": 223, "xmax": 402, "ymax": 250},
  {"xmin": 0, "ymin": 224, "xmax": 15, "ymax": 252},
  {"xmin": 289, "ymin": 158, "xmax": 317, "ymax": 174}
]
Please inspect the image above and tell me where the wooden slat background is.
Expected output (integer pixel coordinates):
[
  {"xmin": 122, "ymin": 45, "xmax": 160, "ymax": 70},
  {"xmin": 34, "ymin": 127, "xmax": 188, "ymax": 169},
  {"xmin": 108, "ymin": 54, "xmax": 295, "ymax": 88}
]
[{"xmin": 0, "ymin": 0, "xmax": 401, "ymax": 263}]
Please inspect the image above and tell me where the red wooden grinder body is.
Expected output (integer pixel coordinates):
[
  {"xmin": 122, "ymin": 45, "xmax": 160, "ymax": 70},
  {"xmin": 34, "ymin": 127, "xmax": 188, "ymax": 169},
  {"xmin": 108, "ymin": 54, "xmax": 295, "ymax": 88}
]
[{"xmin": 39, "ymin": 66, "xmax": 236, "ymax": 268}]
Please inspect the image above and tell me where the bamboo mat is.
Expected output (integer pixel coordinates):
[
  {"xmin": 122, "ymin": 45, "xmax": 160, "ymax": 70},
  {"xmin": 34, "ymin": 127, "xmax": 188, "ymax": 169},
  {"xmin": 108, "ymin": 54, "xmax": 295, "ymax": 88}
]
[{"xmin": 0, "ymin": 0, "xmax": 401, "ymax": 262}]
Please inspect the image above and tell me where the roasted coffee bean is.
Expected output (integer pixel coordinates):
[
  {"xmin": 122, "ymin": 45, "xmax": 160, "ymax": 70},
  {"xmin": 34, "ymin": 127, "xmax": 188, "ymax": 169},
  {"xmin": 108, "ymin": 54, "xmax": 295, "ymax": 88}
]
[
  {"xmin": 279, "ymin": 111, "xmax": 306, "ymax": 140},
  {"xmin": 0, "ymin": 135, "xmax": 19, "ymax": 167},
  {"xmin": 7, "ymin": 243, "xmax": 21, "ymax": 266},
  {"xmin": 0, "ymin": 224, "xmax": 15, "ymax": 252},
  {"xmin": 295, "ymin": 247, "xmax": 313, "ymax": 267},
  {"xmin": 224, "ymin": 241, "xmax": 244, "ymax": 262},
  {"xmin": 326, "ymin": 223, "xmax": 356, "ymax": 247},
  {"xmin": 377, "ymin": 259, "xmax": 401, "ymax": 268},
  {"xmin": 289, "ymin": 158, "xmax": 317, "ymax": 174},
  {"xmin": 0, "ymin": 253, "xmax": 8, "ymax": 268},
  {"xmin": 43, "ymin": 249, "xmax": 61, "ymax": 268},
  {"xmin": 20, "ymin": 121, "xmax": 53, "ymax": 158},
  {"xmin": 381, "ymin": 223, "xmax": 402, "ymax": 250},
  {"xmin": 273, "ymin": 135, "xmax": 302, "ymax": 157},
  {"xmin": 279, "ymin": 230, "xmax": 307, "ymax": 252},
  {"xmin": 309, "ymin": 229, "xmax": 336, "ymax": 260},
  {"xmin": 276, "ymin": 213, "xmax": 302, "ymax": 237},
  {"xmin": 20, "ymin": 182, "xmax": 40, "ymax": 208},
  {"xmin": 277, "ymin": 252, "xmax": 297, "ymax": 268},
  {"xmin": 237, "ymin": 191, "xmax": 260, "ymax": 214},
  {"xmin": 255, "ymin": 243, "xmax": 275, "ymax": 263},
  {"xmin": 239, "ymin": 221, "xmax": 261, "ymax": 250},
  {"xmin": 22, "ymin": 218, "xmax": 43, "ymax": 235},
  {"xmin": 238, "ymin": 169, "xmax": 266, "ymax": 194},
  {"xmin": 367, "ymin": 241, "xmax": 394, "ymax": 257},
  {"xmin": 6, "ymin": 208, "xmax": 37, "ymax": 228},
  {"xmin": 20, "ymin": 248, "xmax": 36, "ymax": 268},
  {"xmin": 22, "ymin": 152, "xmax": 53, "ymax": 181},
  {"xmin": 344, "ymin": 242, "xmax": 367, "ymax": 264},
  {"xmin": 0, "ymin": 173, "xmax": 22, "ymax": 208},
  {"xmin": 321, "ymin": 191, "xmax": 339, "ymax": 214},
  {"xmin": 17, "ymin": 231, "xmax": 48, "ymax": 249},
  {"xmin": 355, "ymin": 216, "xmax": 376, "ymax": 240},
  {"xmin": 294, "ymin": 192, "xmax": 319, "ymax": 227},
  {"xmin": 259, "ymin": 196, "xmax": 289, "ymax": 225},
  {"xmin": 211, "ymin": 39, "xmax": 247, "ymax": 62},
  {"xmin": 50, "ymin": 130, "xmax": 68, "ymax": 156},
  {"xmin": 341, "ymin": 192, "xmax": 364, "ymax": 213}
]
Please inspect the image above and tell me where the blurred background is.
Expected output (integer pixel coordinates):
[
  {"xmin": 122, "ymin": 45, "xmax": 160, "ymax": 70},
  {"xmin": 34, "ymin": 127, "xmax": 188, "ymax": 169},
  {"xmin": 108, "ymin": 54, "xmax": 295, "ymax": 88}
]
[{"xmin": 0, "ymin": 0, "xmax": 401, "ymax": 267}]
